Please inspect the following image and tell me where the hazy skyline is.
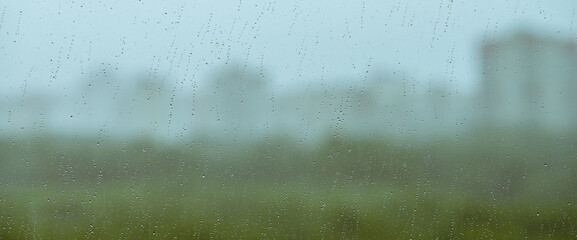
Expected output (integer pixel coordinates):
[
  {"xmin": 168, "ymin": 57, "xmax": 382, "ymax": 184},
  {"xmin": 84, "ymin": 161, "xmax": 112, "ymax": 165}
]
[{"xmin": 1, "ymin": 0, "xmax": 576, "ymax": 98}]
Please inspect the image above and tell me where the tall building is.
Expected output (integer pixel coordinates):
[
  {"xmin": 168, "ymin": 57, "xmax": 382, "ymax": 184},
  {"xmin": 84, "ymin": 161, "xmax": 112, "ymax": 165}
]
[{"xmin": 480, "ymin": 30, "xmax": 577, "ymax": 131}]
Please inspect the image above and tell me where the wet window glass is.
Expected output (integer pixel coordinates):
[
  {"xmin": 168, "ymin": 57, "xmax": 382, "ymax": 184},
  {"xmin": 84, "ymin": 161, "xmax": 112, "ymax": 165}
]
[{"xmin": 1, "ymin": 1, "xmax": 576, "ymax": 238}]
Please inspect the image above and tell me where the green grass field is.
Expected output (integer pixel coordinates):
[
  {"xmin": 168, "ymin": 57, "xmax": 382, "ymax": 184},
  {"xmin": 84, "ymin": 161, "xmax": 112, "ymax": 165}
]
[{"xmin": 1, "ymin": 128, "xmax": 576, "ymax": 239}]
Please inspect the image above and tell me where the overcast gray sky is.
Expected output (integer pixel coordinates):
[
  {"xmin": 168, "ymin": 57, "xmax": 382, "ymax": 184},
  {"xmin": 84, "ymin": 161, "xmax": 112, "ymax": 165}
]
[{"xmin": 1, "ymin": 0, "xmax": 576, "ymax": 97}]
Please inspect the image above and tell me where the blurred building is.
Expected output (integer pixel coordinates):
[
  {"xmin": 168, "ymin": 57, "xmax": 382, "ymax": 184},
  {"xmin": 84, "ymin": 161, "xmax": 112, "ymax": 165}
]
[
  {"xmin": 4, "ymin": 29, "xmax": 576, "ymax": 141},
  {"xmin": 197, "ymin": 64, "xmax": 272, "ymax": 140},
  {"xmin": 480, "ymin": 30, "xmax": 577, "ymax": 131},
  {"xmin": 56, "ymin": 67, "xmax": 174, "ymax": 140}
]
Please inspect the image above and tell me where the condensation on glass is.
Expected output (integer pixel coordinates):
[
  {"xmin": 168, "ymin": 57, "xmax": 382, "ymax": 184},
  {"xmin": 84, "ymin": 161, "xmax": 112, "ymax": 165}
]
[{"xmin": 0, "ymin": 1, "xmax": 576, "ymax": 239}]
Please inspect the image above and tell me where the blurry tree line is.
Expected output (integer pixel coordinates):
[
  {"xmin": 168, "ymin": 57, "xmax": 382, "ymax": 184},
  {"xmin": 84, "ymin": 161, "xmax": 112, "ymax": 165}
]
[{"xmin": 2, "ymin": 127, "xmax": 575, "ymax": 202}]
